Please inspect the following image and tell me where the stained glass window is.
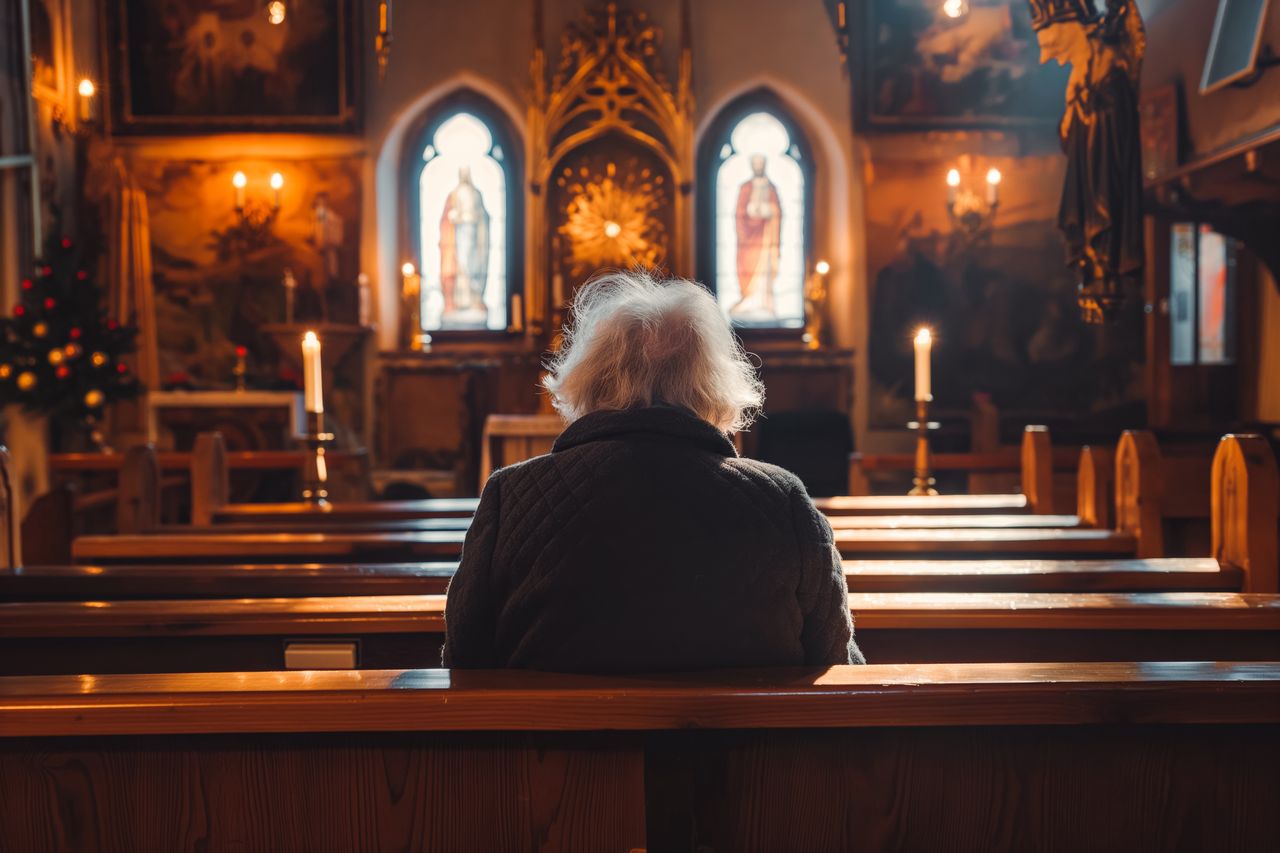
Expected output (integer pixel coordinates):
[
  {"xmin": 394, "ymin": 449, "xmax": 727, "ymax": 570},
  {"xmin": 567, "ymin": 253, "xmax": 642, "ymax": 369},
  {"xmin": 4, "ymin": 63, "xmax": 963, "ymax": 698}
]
[
  {"xmin": 408, "ymin": 99, "xmax": 520, "ymax": 333},
  {"xmin": 701, "ymin": 101, "xmax": 811, "ymax": 329}
]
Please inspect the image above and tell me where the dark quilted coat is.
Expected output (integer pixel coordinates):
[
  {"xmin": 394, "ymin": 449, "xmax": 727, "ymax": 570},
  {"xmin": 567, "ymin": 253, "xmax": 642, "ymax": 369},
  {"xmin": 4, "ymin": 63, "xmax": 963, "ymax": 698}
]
[{"xmin": 443, "ymin": 405, "xmax": 863, "ymax": 672}]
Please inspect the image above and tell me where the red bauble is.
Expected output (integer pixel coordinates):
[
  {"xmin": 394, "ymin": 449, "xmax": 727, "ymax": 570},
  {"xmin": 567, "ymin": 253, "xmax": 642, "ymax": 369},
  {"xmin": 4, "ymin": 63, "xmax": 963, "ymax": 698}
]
[
  {"xmin": 13, "ymin": 305, "xmax": 25, "ymax": 317},
  {"xmin": 40, "ymin": 265, "xmax": 52, "ymax": 276},
  {"xmin": 60, "ymin": 237, "xmax": 72, "ymax": 249},
  {"xmin": 107, "ymin": 319, "xmax": 119, "ymax": 330},
  {"xmin": 55, "ymin": 365, "xmax": 70, "ymax": 379},
  {"xmin": 235, "ymin": 345, "xmax": 248, "ymax": 358},
  {"xmin": 76, "ymin": 271, "xmax": 88, "ymax": 281},
  {"xmin": 69, "ymin": 327, "xmax": 82, "ymax": 339},
  {"xmin": 116, "ymin": 363, "xmax": 129, "ymax": 374},
  {"xmin": 43, "ymin": 297, "xmax": 56, "ymax": 310},
  {"xmin": 20, "ymin": 279, "xmax": 32, "ymax": 290}
]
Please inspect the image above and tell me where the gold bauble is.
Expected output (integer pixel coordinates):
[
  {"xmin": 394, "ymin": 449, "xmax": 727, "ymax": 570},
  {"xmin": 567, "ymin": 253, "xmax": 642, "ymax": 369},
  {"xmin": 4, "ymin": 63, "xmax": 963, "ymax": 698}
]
[
  {"xmin": 0, "ymin": 364, "xmax": 11, "ymax": 380},
  {"xmin": 90, "ymin": 351, "xmax": 108, "ymax": 367},
  {"xmin": 48, "ymin": 348, "xmax": 65, "ymax": 366},
  {"xmin": 16, "ymin": 371, "xmax": 36, "ymax": 391},
  {"xmin": 32, "ymin": 322, "xmax": 48, "ymax": 338},
  {"xmin": 64, "ymin": 343, "xmax": 82, "ymax": 359},
  {"xmin": 83, "ymin": 388, "xmax": 105, "ymax": 408}
]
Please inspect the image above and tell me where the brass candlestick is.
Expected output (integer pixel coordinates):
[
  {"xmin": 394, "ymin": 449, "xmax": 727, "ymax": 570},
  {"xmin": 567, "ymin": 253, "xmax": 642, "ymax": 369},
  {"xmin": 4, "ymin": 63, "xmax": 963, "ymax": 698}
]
[
  {"xmin": 301, "ymin": 410, "xmax": 335, "ymax": 504},
  {"xmin": 907, "ymin": 398, "xmax": 938, "ymax": 496}
]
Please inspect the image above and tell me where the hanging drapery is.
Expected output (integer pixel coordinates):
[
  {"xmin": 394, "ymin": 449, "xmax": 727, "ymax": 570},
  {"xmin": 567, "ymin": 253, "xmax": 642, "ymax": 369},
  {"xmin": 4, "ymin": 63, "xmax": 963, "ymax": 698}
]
[{"xmin": 106, "ymin": 158, "xmax": 159, "ymax": 440}]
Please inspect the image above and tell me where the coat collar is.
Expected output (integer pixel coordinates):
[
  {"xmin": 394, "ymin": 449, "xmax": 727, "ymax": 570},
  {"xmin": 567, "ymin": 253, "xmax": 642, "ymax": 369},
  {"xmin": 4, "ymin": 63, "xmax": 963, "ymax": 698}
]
[{"xmin": 553, "ymin": 405, "xmax": 738, "ymax": 457}]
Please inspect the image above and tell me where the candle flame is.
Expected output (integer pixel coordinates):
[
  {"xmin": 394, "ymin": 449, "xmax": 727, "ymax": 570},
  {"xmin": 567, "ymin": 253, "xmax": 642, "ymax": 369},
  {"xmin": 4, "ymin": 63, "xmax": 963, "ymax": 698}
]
[
  {"xmin": 986, "ymin": 167, "xmax": 1002, "ymax": 186},
  {"xmin": 401, "ymin": 262, "xmax": 416, "ymax": 277},
  {"xmin": 815, "ymin": 260, "xmax": 831, "ymax": 275},
  {"xmin": 915, "ymin": 327, "xmax": 932, "ymax": 345},
  {"xmin": 270, "ymin": 172, "xmax": 284, "ymax": 190},
  {"xmin": 303, "ymin": 330, "xmax": 319, "ymax": 345},
  {"xmin": 77, "ymin": 78, "xmax": 96, "ymax": 98},
  {"xmin": 232, "ymin": 171, "xmax": 247, "ymax": 189},
  {"xmin": 946, "ymin": 169, "xmax": 961, "ymax": 188}
]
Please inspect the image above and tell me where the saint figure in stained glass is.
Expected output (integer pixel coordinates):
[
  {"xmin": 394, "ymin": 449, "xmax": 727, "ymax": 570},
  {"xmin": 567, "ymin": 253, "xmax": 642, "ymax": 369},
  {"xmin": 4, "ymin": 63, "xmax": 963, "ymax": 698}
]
[
  {"xmin": 439, "ymin": 166, "xmax": 491, "ymax": 324},
  {"xmin": 732, "ymin": 154, "xmax": 783, "ymax": 318}
]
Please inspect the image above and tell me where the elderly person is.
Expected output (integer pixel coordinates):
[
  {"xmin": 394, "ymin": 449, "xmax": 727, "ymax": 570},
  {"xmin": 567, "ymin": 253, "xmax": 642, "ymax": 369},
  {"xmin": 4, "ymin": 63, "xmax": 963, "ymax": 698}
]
[{"xmin": 443, "ymin": 271, "xmax": 862, "ymax": 672}]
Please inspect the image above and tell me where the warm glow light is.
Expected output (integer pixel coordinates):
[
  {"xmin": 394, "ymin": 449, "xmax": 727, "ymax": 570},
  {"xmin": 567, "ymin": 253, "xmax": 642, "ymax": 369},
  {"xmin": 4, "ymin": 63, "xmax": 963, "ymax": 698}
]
[
  {"xmin": 267, "ymin": 1, "xmax": 287, "ymax": 25},
  {"xmin": 603, "ymin": 220, "xmax": 622, "ymax": 238},
  {"xmin": 915, "ymin": 327, "xmax": 932, "ymax": 346},
  {"xmin": 401, "ymin": 262, "xmax": 416, "ymax": 277},
  {"xmin": 946, "ymin": 169, "xmax": 961, "ymax": 188},
  {"xmin": 232, "ymin": 171, "xmax": 248, "ymax": 189},
  {"xmin": 77, "ymin": 78, "xmax": 96, "ymax": 98},
  {"xmin": 942, "ymin": 0, "xmax": 968, "ymax": 19},
  {"xmin": 270, "ymin": 172, "xmax": 284, "ymax": 190},
  {"xmin": 986, "ymin": 168, "xmax": 1003, "ymax": 186},
  {"xmin": 815, "ymin": 260, "xmax": 830, "ymax": 275}
]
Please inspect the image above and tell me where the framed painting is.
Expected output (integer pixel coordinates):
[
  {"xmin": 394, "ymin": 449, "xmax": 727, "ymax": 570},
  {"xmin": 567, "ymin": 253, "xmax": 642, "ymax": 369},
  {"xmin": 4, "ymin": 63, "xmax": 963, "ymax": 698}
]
[
  {"xmin": 102, "ymin": 0, "xmax": 359, "ymax": 134},
  {"xmin": 856, "ymin": 0, "xmax": 1068, "ymax": 130}
]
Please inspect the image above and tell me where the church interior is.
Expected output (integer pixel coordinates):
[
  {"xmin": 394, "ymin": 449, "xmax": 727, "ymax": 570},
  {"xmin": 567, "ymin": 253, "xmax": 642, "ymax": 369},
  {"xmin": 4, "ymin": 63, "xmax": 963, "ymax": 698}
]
[{"xmin": 2, "ymin": 0, "xmax": 1280, "ymax": 849}]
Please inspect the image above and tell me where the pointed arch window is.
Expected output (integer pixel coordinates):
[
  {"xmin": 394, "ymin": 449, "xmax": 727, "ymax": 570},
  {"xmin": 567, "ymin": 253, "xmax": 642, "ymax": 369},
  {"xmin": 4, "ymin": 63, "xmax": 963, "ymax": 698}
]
[
  {"xmin": 698, "ymin": 92, "xmax": 813, "ymax": 330},
  {"xmin": 403, "ymin": 93, "xmax": 522, "ymax": 334}
]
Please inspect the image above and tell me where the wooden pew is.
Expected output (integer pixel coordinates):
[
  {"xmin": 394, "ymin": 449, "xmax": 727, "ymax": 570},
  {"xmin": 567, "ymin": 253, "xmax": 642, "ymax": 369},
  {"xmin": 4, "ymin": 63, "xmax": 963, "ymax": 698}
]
[
  {"xmin": 2, "ymin": 663, "xmax": 1278, "ymax": 851},
  {"xmin": 2, "ymin": 591, "xmax": 1277, "ymax": 675},
  {"xmin": 479, "ymin": 413, "xmax": 563, "ymax": 488},
  {"xmin": 847, "ymin": 425, "xmax": 1069, "ymax": 513},
  {"xmin": 71, "ymin": 530, "xmax": 467, "ymax": 564},
  {"xmin": 1212, "ymin": 434, "xmax": 1279, "ymax": 593},
  {"xmin": 1075, "ymin": 444, "xmax": 1114, "ymax": 529},
  {"xmin": 1115, "ymin": 430, "xmax": 1216, "ymax": 558},
  {"xmin": 0, "ymin": 555, "xmax": 1244, "ymax": 602}
]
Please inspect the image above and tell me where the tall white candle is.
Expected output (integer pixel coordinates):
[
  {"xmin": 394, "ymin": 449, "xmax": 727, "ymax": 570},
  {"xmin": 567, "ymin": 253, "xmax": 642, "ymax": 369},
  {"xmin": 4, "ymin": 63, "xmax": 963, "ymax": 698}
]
[
  {"xmin": 302, "ymin": 331, "xmax": 324, "ymax": 414},
  {"xmin": 914, "ymin": 327, "xmax": 932, "ymax": 402}
]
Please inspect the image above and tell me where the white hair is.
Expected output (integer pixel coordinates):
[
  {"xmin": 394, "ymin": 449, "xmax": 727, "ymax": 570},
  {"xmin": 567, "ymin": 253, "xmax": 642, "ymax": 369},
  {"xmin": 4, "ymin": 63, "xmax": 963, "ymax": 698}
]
[{"xmin": 543, "ymin": 270, "xmax": 764, "ymax": 433}]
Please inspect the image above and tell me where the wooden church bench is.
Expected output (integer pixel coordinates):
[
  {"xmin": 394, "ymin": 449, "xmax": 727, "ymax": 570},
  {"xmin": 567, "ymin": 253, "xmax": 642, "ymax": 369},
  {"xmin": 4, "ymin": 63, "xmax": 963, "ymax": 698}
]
[
  {"xmin": 832, "ymin": 527, "xmax": 1138, "ymax": 558},
  {"xmin": 1, "ymin": 590, "xmax": 1277, "ymax": 675},
  {"xmin": 0, "ymin": 555, "xmax": 1246, "ymax": 603},
  {"xmin": 814, "ymin": 492, "xmax": 1030, "ymax": 514},
  {"xmin": 1114, "ymin": 430, "xmax": 1218, "ymax": 557},
  {"xmin": 1, "ymin": 663, "xmax": 1278, "ymax": 851},
  {"xmin": 70, "ymin": 530, "xmax": 468, "ymax": 564}
]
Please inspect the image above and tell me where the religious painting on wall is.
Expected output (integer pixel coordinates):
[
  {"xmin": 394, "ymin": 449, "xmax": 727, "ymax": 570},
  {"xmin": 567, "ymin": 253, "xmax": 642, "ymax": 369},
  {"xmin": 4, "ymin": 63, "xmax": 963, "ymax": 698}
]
[
  {"xmin": 550, "ymin": 138, "xmax": 672, "ymax": 302},
  {"xmin": 103, "ymin": 0, "xmax": 358, "ymax": 133},
  {"xmin": 857, "ymin": 0, "xmax": 1068, "ymax": 129},
  {"xmin": 415, "ymin": 112, "xmax": 511, "ymax": 332},
  {"xmin": 704, "ymin": 109, "xmax": 809, "ymax": 329}
]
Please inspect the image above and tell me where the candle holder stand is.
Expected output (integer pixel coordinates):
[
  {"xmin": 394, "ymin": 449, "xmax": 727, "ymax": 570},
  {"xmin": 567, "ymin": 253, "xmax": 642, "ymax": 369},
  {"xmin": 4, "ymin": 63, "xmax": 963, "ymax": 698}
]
[
  {"xmin": 907, "ymin": 398, "xmax": 939, "ymax": 496},
  {"xmin": 300, "ymin": 410, "xmax": 335, "ymax": 505}
]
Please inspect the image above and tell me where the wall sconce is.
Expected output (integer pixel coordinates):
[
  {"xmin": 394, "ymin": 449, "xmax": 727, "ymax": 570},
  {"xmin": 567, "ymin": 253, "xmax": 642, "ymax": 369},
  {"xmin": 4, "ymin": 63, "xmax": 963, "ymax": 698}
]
[
  {"xmin": 52, "ymin": 77, "xmax": 98, "ymax": 136},
  {"xmin": 230, "ymin": 170, "xmax": 283, "ymax": 227},
  {"xmin": 945, "ymin": 164, "xmax": 1001, "ymax": 235},
  {"xmin": 376, "ymin": 1, "xmax": 393, "ymax": 81}
]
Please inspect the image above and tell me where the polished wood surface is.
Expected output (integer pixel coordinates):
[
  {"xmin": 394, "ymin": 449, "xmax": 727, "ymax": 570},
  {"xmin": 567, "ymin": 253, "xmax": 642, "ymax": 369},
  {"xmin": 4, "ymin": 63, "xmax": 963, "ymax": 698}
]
[
  {"xmin": 3, "ymin": 556, "xmax": 1238, "ymax": 603},
  {"xmin": 1212, "ymin": 434, "xmax": 1279, "ymax": 592},
  {"xmin": 213, "ymin": 498, "xmax": 481, "ymax": 522},
  {"xmin": 0, "ymin": 446, "xmax": 18, "ymax": 570},
  {"xmin": 827, "ymin": 513, "xmax": 1080, "ymax": 530},
  {"xmin": 189, "ymin": 431, "xmax": 228, "ymax": 526},
  {"xmin": 844, "ymin": 557, "xmax": 1239, "ymax": 592},
  {"xmin": 814, "ymin": 493, "xmax": 1029, "ymax": 515},
  {"xmin": 2, "ymin": 662, "xmax": 1278, "ymax": 736},
  {"xmin": 50, "ymin": 448, "xmax": 370, "ymax": 472},
  {"xmin": 1021, "ymin": 425, "xmax": 1054, "ymax": 513},
  {"xmin": 5, "ymin": 590, "xmax": 1273, "ymax": 639},
  {"xmin": 834, "ymin": 527, "xmax": 1137, "ymax": 557},
  {"xmin": 1076, "ymin": 445, "xmax": 1114, "ymax": 529},
  {"xmin": 71, "ymin": 531, "xmax": 467, "ymax": 562}
]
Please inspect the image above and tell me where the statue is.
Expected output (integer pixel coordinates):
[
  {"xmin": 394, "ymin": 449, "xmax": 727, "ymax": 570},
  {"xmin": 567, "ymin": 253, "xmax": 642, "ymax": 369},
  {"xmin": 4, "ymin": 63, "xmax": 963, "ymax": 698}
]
[
  {"xmin": 1030, "ymin": 0, "xmax": 1146, "ymax": 324},
  {"xmin": 439, "ymin": 166, "xmax": 490, "ymax": 327},
  {"xmin": 732, "ymin": 154, "xmax": 782, "ymax": 319}
]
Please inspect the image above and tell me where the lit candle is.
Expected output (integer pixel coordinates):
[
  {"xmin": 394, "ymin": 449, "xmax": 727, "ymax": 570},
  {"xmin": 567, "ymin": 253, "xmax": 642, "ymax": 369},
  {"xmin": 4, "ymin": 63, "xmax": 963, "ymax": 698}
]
[
  {"xmin": 232, "ymin": 171, "xmax": 247, "ymax": 211},
  {"xmin": 914, "ymin": 327, "xmax": 932, "ymax": 402},
  {"xmin": 401, "ymin": 262, "xmax": 419, "ymax": 296},
  {"xmin": 814, "ymin": 259, "xmax": 830, "ymax": 277},
  {"xmin": 985, "ymin": 167, "xmax": 1002, "ymax": 207},
  {"xmin": 270, "ymin": 172, "xmax": 284, "ymax": 210},
  {"xmin": 301, "ymin": 331, "xmax": 323, "ymax": 414},
  {"xmin": 946, "ymin": 169, "xmax": 960, "ymax": 207},
  {"xmin": 77, "ymin": 78, "xmax": 96, "ymax": 123},
  {"xmin": 357, "ymin": 273, "xmax": 371, "ymax": 326}
]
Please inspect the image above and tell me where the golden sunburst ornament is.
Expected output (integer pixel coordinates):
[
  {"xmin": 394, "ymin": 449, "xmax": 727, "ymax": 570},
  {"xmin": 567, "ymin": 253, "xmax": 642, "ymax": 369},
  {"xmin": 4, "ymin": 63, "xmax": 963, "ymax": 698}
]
[{"xmin": 558, "ymin": 161, "xmax": 667, "ymax": 276}]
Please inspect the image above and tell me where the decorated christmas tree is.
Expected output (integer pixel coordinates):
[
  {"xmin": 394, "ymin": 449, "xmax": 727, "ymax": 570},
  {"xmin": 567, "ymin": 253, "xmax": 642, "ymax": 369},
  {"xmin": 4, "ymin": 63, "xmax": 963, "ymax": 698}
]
[{"xmin": 0, "ymin": 235, "xmax": 142, "ymax": 427}]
